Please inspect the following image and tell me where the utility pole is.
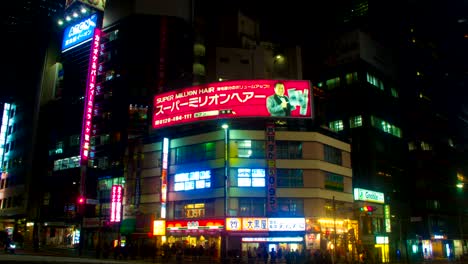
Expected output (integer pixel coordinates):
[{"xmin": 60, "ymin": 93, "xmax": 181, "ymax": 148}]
[{"xmin": 333, "ymin": 196, "xmax": 337, "ymax": 264}]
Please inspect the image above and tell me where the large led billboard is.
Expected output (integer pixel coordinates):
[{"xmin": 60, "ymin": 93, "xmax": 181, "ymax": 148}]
[
  {"xmin": 62, "ymin": 14, "xmax": 98, "ymax": 52},
  {"xmin": 152, "ymin": 80, "xmax": 312, "ymax": 129}
]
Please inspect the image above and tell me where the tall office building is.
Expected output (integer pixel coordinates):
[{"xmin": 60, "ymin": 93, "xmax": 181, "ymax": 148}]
[
  {"xmin": 302, "ymin": 0, "xmax": 468, "ymax": 260},
  {"xmin": 0, "ymin": 0, "xmax": 64, "ymax": 245},
  {"xmin": 35, "ymin": 0, "xmax": 193, "ymax": 251},
  {"xmin": 398, "ymin": 1, "xmax": 468, "ymax": 259}
]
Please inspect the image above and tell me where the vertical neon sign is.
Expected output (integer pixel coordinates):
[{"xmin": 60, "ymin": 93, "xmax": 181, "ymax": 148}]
[
  {"xmin": 110, "ymin": 184, "xmax": 122, "ymax": 222},
  {"xmin": 80, "ymin": 28, "xmax": 102, "ymax": 165},
  {"xmin": 266, "ymin": 123, "xmax": 277, "ymax": 213},
  {"xmin": 161, "ymin": 138, "xmax": 169, "ymax": 218}
]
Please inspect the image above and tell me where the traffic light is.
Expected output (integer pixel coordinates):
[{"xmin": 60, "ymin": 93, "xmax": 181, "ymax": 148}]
[
  {"xmin": 360, "ymin": 206, "xmax": 377, "ymax": 214},
  {"xmin": 77, "ymin": 196, "xmax": 85, "ymax": 205}
]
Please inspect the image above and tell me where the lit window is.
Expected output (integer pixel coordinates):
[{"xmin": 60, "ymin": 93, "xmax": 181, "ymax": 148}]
[
  {"xmin": 174, "ymin": 170, "xmax": 211, "ymax": 191},
  {"xmin": 325, "ymin": 77, "xmax": 340, "ymax": 90},
  {"xmin": 237, "ymin": 168, "xmax": 265, "ymax": 187},
  {"xmin": 329, "ymin": 120, "xmax": 344, "ymax": 132},
  {"xmin": 345, "ymin": 72, "xmax": 358, "ymax": 84},
  {"xmin": 370, "ymin": 116, "xmax": 402, "ymax": 138},
  {"xmin": 391, "ymin": 88, "xmax": 399, "ymax": 98},
  {"xmin": 408, "ymin": 141, "xmax": 416, "ymax": 151},
  {"xmin": 366, "ymin": 73, "xmax": 384, "ymax": 90},
  {"xmin": 350, "ymin": 116, "xmax": 362, "ymax": 128},
  {"xmin": 420, "ymin": 141, "xmax": 432, "ymax": 151}
]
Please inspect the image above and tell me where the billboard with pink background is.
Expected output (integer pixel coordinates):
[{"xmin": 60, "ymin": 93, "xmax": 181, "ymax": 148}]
[{"xmin": 152, "ymin": 80, "xmax": 312, "ymax": 129}]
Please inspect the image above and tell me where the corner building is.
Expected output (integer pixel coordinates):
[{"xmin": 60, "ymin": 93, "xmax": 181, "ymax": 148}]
[{"xmin": 134, "ymin": 110, "xmax": 356, "ymax": 260}]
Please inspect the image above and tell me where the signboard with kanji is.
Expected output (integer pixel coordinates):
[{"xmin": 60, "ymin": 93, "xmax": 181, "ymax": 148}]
[{"xmin": 152, "ymin": 80, "xmax": 312, "ymax": 129}]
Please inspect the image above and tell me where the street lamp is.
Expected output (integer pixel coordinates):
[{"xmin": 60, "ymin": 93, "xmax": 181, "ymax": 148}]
[{"xmin": 221, "ymin": 123, "xmax": 229, "ymax": 262}]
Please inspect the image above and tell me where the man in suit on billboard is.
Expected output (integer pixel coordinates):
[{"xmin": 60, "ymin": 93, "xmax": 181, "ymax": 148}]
[{"xmin": 266, "ymin": 82, "xmax": 295, "ymax": 116}]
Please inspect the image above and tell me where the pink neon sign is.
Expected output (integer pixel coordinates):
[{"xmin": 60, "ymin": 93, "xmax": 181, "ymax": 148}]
[
  {"xmin": 80, "ymin": 28, "xmax": 102, "ymax": 164},
  {"xmin": 152, "ymin": 80, "xmax": 312, "ymax": 129},
  {"xmin": 110, "ymin": 185, "xmax": 122, "ymax": 222}
]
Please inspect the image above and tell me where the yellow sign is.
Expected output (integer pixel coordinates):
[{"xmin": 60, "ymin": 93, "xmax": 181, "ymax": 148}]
[
  {"xmin": 226, "ymin": 218, "xmax": 242, "ymax": 231},
  {"xmin": 153, "ymin": 220, "xmax": 166, "ymax": 236},
  {"xmin": 242, "ymin": 218, "xmax": 268, "ymax": 231}
]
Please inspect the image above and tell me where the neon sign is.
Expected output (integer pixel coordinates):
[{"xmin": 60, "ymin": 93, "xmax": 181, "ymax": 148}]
[
  {"xmin": 80, "ymin": 28, "xmax": 101, "ymax": 164},
  {"xmin": 266, "ymin": 123, "xmax": 277, "ymax": 213},
  {"xmin": 62, "ymin": 14, "xmax": 98, "ymax": 51},
  {"xmin": 166, "ymin": 219, "xmax": 225, "ymax": 231},
  {"xmin": 161, "ymin": 138, "xmax": 169, "ymax": 219},
  {"xmin": 226, "ymin": 217, "xmax": 305, "ymax": 232},
  {"xmin": 110, "ymin": 185, "xmax": 122, "ymax": 222},
  {"xmin": 152, "ymin": 80, "xmax": 312, "ymax": 129}
]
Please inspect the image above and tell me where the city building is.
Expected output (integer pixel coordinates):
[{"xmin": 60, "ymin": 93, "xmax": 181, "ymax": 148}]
[
  {"xmin": 0, "ymin": 0, "xmax": 64, "ymax": 247},
  {"xmin": 34, "ymin": 0, "xmax": 193, "ymax": 252},
  {"xmin": 304, "ymin": 28, "xmax": 404, "ymax": 261},
  {"xmin": 126, "ymin": 79, "xmax": 356, "ymax": 262}
]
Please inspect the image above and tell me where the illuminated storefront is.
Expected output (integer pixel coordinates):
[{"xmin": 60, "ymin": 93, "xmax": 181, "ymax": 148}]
[
  {"xmin": 165, "ymin": 219, "xmax": 225, "ymax": 258},
  {"xmin": 305, "ymin": 217, "xmax": 358, "ymax": 257},
  {"xmin": 226, "ymin": 217, "xmax": 306, "ymax": 253}
]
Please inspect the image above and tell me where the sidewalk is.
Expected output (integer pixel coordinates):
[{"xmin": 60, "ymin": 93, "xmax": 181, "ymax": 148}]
[{"xmin": 7, "ymin": 244, "xmax": 224, "ymax": 264}]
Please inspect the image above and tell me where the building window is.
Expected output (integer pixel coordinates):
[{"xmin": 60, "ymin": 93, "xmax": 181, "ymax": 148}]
[
  {"xmin": 277, "ymin": 169, "xmax": 303, "ymax": 187},
  {"xmin": 324, "ymin": 172, "xmax": 344, "ymax": 191},
  {"xmin": 421, "ymin": 141, "xmax": 432, "ymax": 151},
  {"xmin": 70, "ymin": 135, "xmax": 80, "ymax": 146},
  {"xmin": 350, "ymin": 115, "xmax": 363, "ymax": 128},
  {"xmin": 325, "ymin": 77, "xmax": 340, "ymax": 90},
  {"xmin": 108, "ymin": 29, "xmax": 119, "ymax": 41},
  {"xmin": 324, "ymin": 145, "xmax": 342, "ymax": 165},
  {"xmin": 173, "ymin": 170, "xmax": 211, "ymax": 191},
  {"xmin": 278, "ymin": 198, "xmax": 304, "ymax": 216},
  {"xmin": 345, "ymin": 72, "xmax": 358, "ymax": 84},
  {"xmin": 408, "ymin": 141, "xmax": 416, "ymax": 151},
  {"xmin": 174, "ymin": 142, "xmax": 217, "ymax": 164},
  {"xmin": 237, "ymin": 168, "xmax": 265, "ymax": 187},
  {"xmin": 390, "ymin": 88, "xmax": 399, "ymax": 98},
  {"xmin": 329, "ymin": 120, "xmax": 344, "ymax": 132},
  {"xmin": 370, "ymin": 116, "xmax": 402, "ymax": 138},
  {"xmin": 366, "ymin": 73, "xmax": 384, "ymax": 91},
  {"xmin": 239, "ymin": 198, "xmax": 266, "ymax": 216},
  {"xmin": 276, "ymin": 141, "xmax": 302, "ymax": 159},
  {"xmin": 232, "ymin": 140, "xmax": 265, "ymax": 159}
]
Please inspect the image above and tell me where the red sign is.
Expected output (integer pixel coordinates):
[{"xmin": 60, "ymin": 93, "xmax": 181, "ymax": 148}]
[
  {"xmin": 152, "ymin": 80, "xmax": 312, "ymax": 129},
  {"xmin": 80, "ymin": 28, "xmax": 102, "ymax": 164},
  {"xmin": 110, "ymin": 185, "xmax": 123, "ymax": 222},
  {"xmin": 166, "ymin": 219, "xmax": 225, "ymax": 230}
]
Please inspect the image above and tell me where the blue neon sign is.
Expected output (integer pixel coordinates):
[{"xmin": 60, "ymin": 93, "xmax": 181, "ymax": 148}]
[{"xmin": 62, "ymin": 14, "xmax": 98, "ymax": 51}]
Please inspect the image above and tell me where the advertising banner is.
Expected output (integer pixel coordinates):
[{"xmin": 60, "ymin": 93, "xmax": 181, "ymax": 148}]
[
  {"xmin": 353, "ymin": 188, "xmax": 385, "ymax": 204},
  {"xmin": 62, "ymin": 14, "xmax": 98, "ymax": 52},
  {"xmin": 166, "ymin": 219, "xmax": 225, "ymax": 231},
  {"xmin": 152, "ymin": 80, "xmax": 312, "ymax": 129},
  {"xmin": 266, "ymin": 123, "xmax": 277, "ymax": 213},
  {"xmin": 80, "ymin": 28, "xmax": 101, "ymax": 163},
  {"xmin": 225, "ymin": 217, "xmax": 306, "ymax": 232}
]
